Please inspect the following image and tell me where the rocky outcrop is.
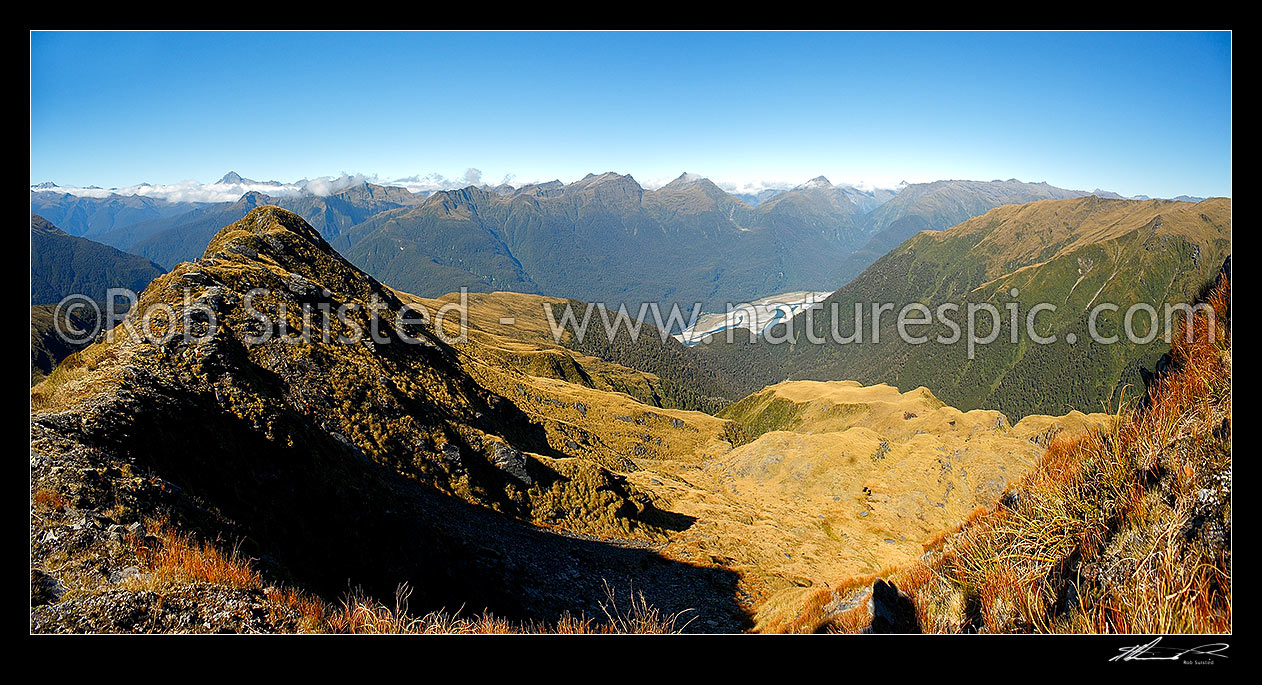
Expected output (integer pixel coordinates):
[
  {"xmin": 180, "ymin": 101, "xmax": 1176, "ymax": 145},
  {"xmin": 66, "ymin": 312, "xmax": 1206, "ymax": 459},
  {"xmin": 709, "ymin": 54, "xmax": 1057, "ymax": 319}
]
[{"xmin": 868, "ymin": 579, "xmax": 920, "ymax": 633}]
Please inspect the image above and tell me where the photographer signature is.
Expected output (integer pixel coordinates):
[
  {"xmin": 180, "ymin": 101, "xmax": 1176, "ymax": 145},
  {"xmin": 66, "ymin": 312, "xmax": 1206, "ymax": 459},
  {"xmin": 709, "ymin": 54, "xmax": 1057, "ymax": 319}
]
[{"xmin": 1111, "ymin": 637, "xmax": 1229, "ymax": 663}]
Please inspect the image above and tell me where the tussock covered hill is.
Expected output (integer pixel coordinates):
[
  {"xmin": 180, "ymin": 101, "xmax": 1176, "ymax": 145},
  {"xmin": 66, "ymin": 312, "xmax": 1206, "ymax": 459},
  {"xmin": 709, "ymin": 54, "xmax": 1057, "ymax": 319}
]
[
  {"xmin": 774, "ymin": 259, "xmax": 1231, "ymax": 634},
  {"xmin": 30, "ymin": 206, "xmax": 746, "ymax": 633},
  {"xmin": 709, "ymin": 380, "xmax": 1110, "ymax": 628},
  {"xmin": 31, "ymin": 202, "xmax": 1227, "ymax": 634}
]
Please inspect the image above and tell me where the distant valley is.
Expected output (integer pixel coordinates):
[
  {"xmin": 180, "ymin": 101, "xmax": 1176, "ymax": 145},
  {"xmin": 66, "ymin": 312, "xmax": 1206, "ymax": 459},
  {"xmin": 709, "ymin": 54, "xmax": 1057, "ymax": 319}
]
[{"xmin": 693, "ymin": 195, "xmax": 1231, "ymax": 419}]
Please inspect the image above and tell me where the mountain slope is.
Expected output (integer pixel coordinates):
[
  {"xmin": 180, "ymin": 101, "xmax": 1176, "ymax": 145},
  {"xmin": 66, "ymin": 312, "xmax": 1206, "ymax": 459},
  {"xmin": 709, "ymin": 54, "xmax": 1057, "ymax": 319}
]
[
  {"xmin": 341, "ymin": 173, "xmax": 876, "ymax": 313},
  {"xmin": 623, "ymin": 376, "xmax": 1110, "ymax": 628},
  {"xmin": 698, "ymin": 196, "xmax": 1231, "ymax": 419},
  {"xmin": 799, "ymin": 196, "xmax": 1229, "ymax": 417},
  {"xmin": 336, "ymin": 186, "xmax": 542, "ymax": 296},
  {"xmin": 31, "ymin": 205, "xmax": 1124, "ymax": 634},
  {"xmin": 30, "ymin": 214, "xmax": 166, "ymax": 304},
  {"xmin": 776, "ymin": 263, "xmax": 1231, "ymax": 633},
  {"xmin": 835, "ymin": 179, "xmax": 1090, "ymax": 284},
  {"xmin": 413, "ymin": 290, "xmax": 742, "ymax": 414}
]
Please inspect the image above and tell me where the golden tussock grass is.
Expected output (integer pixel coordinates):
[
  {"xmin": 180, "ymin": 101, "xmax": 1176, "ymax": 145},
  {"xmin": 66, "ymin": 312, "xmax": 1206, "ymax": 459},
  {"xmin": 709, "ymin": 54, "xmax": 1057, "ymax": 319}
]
[
  {"xmin": 323, "ymin": 580, "xmax": 692, "ymax": 634},
  {"xmin": 127, "ymin": 520, "xmax": 690, "ymax": 634},
  {"xmin": 131, "ymin": 520, "xmax": 263, "ymax": 590},
  {"xmin": 33, "ymin": 487, "xmax": 68, "ymax": 512},
  {"xmin": 764, "ymin": 571, "xmax": 886, "ymax": 634},
  {"xmin": 787, "ymin": 275, "xmax": 1231, "ymax": 634}
]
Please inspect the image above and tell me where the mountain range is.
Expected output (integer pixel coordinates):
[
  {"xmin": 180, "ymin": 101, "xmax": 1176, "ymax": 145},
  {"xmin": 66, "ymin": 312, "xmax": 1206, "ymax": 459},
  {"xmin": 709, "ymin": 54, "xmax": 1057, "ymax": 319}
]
[
  {"xmin": 29, "ymin": 164, "xmax": 1233, "ymax": 635},
  {"xmin": 35, "ymin": 172, "xmax": 1157, "ymax": 316}
]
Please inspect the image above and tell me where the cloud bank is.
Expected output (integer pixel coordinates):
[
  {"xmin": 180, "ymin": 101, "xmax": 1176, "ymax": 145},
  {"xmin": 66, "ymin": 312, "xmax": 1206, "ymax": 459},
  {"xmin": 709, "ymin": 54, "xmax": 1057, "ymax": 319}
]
[{"xmin": 32, "ymin": 170, "xmax": 905, "ymax": 204}]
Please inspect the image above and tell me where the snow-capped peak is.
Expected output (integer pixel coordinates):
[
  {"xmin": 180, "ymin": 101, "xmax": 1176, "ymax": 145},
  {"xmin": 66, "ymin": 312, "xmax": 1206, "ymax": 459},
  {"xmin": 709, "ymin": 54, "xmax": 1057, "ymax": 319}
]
[
  {"xmin": 797, "ymin": 176, "xmax": 833, "ymax": 190},
  {"xmin": 217, "ymin": 171, "xmax": 250, "ymax": 185}
]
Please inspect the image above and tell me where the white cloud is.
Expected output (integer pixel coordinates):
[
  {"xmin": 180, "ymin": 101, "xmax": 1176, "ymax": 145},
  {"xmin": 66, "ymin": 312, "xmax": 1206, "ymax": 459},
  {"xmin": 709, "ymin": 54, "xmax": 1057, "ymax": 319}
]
[
  {"xmin": 34, "ymin": 172, "xmax": 424, "ymax": 203},
  {"xmin": 33, "ymin": 177, "xmax": 354, "ymax": 203},
  {"xmin": 32, "ymin": 171, "xmax": 906, "ymax": 203}
]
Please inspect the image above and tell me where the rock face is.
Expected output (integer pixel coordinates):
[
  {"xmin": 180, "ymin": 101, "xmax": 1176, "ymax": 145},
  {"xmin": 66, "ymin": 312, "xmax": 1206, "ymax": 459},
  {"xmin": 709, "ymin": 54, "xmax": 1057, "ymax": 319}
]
[
  {"xmin": 32, "ymin": 585, "xmax": 307, "ymax": 634},
  {"xmin": 869, "ymin": 579, "xmax": 920, "ymax": 633},
  {"xmin": 30, "ymin": 206, "xmax": 717, "ymax": 633},
  {"xmin": 490, "ymin": 443, "xmax": 532, "ymax": 485}
]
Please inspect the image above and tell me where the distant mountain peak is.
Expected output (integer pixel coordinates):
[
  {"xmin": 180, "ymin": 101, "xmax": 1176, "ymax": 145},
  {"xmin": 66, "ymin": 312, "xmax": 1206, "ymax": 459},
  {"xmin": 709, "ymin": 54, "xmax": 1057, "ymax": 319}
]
[
  {"xmin": 666, "ymin": 172, "xmax": 707, "ymax": 187},
  {"xmin": 217, "ymin": 171, "xmax": 253, "ymax": 185},
  {"xmin": 797, "ymin": 176, "xmax": 833, "ymax": 190},
  {"xmin": 32, "ymin": 181, "xmax": 59, "ymax": 190},
  {"xmin": 569, "ymin": 171, "xmax": 640, "ymax": 191},
  {"xmin": 235, "ymin": 190, "xmax": 272, "ymax": 206}
]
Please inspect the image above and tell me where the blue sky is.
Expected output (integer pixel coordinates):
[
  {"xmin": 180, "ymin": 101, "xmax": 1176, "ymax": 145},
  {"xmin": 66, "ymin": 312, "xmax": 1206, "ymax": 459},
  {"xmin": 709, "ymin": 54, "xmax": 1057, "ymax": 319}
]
[{"xmin": 30, "ymin": 31, "xmax": 1231, "ymax": 198}]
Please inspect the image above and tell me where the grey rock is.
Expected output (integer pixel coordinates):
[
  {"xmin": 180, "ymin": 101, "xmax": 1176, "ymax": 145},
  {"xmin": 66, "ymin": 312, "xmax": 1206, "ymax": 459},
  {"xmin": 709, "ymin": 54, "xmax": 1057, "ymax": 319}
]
[
  {"xmin": 440, "ymin": 443, "xmax": 464, "ymax": 472},
  {"xmin": 108, "ymin": 566, "xmax": 142, "ymax": 585},
  {"xmin": 489, "ymin": 444, "xmax": 532, "ymax": 485},
  {"xmin": 31, "ymin": 570, "xmax": 66, "ymax": 606}
]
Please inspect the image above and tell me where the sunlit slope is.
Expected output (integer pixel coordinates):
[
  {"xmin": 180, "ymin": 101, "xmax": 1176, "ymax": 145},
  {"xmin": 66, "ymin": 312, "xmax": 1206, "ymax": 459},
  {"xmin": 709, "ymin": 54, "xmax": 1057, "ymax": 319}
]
[
  {"xmin": 638, "ymin": 380, "xmax": 1110, "ymax": 627},
  {"xmin": 405, "ymin": 290, "xmax": 741, "ymax": 473},
  {"xmin": 778, "ymin": 264, "xmax": 1231, "ymax": 634},
  {"xmin": 769, "ymin": 196, "xmax": 1231, "ymax": 418},
  {"xmin": 416, "ymin": 289, "xmax": 741, "ymax": 412},
  {"xmin": 835, "ymin": 179, "xmax": 1090, "ymax": 284},
  {"xmin": 722, "ymin": 379, "xmax": 1110, "ymax": 442},
  {"xmin": 31, "ymin": 207, "xmax": 749, "ymax": 633}
]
